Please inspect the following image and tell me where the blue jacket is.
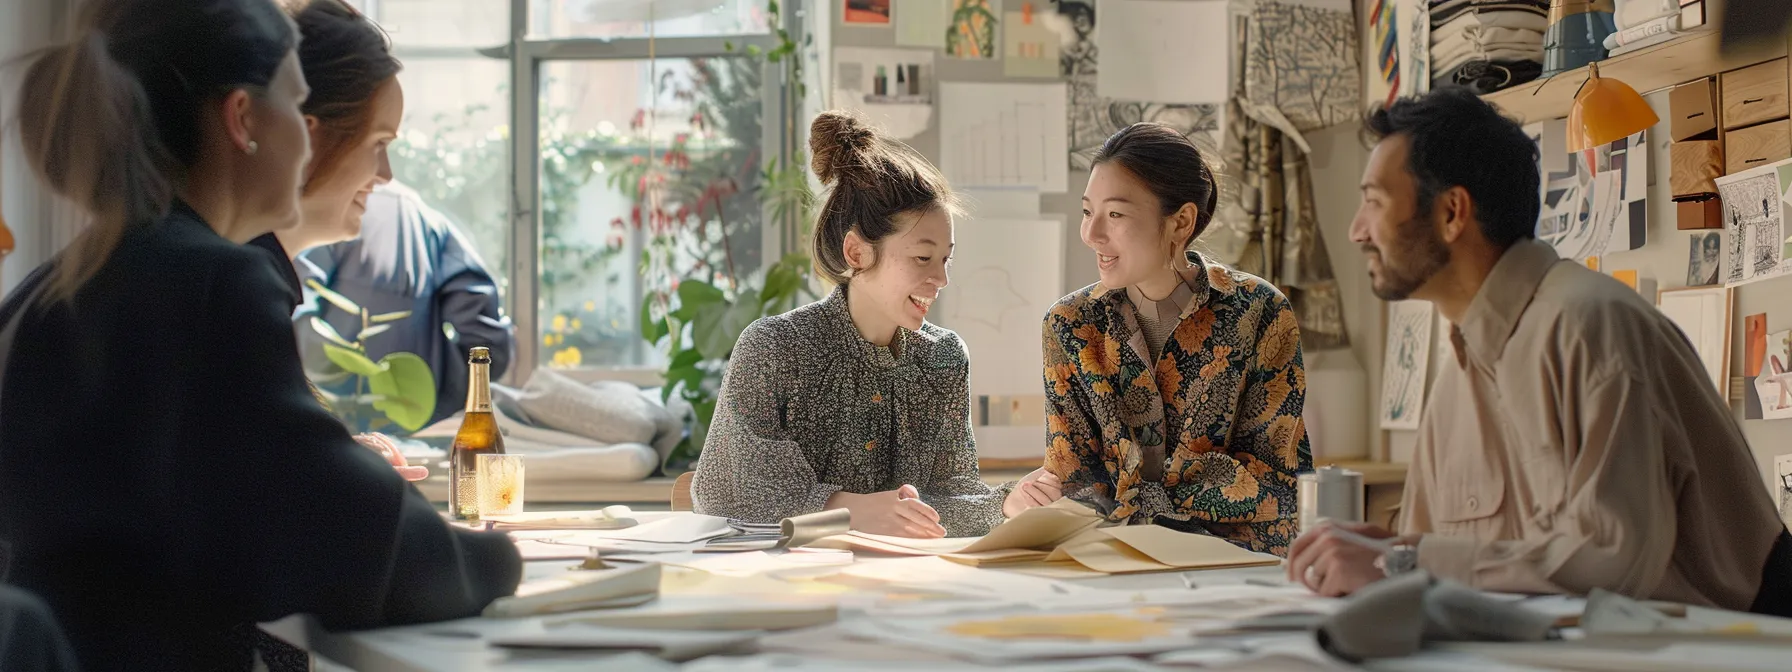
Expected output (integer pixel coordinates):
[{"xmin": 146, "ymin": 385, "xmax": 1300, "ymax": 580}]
[{"xmin": 296, "ymin": 182, "xmax": 515, "ymax": 429}]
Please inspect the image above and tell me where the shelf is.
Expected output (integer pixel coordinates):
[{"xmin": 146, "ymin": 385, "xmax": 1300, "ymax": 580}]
[{"xmin": 1483, "ymin": 29, "xmax": 1787, "ymax": 124}]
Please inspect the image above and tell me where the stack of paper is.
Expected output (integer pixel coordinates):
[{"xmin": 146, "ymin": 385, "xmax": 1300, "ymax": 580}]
[
  {"xmin": 483, "ymin": 562, "xmax": 661, "ymax": 618},
  {"xmin": 488, "ymin": 626, "xmax": 759, "ymax": 662},
  {"xmin": 801, "ymin": 499, "xmax": 1280, "ymax": 575},
  {"xmin": 484, "ymin": 506, "xmax": 638, "ymax": 530}
]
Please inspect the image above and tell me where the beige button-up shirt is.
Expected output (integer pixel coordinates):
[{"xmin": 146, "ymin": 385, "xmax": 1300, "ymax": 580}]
[{"xmin": 1402, "ymin": 240, "xmax": 1782, "ymax": 611}]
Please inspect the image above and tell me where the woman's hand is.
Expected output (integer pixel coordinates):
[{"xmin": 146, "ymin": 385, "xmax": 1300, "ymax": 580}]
[
  {"xmin": 829, "ymin": 484, "xmax": 946, "ymax": 538},
  {"xmin": 1003, "ymin": 467, "xmax": 1064, "ymax": 518},
  {"xmin": 354, "ymin": 433, "xmax": 429, "ymax": 481}
]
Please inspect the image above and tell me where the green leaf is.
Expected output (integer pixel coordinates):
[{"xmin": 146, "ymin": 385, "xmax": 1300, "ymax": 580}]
[
  {"xmin": 723, "ymin": 40, "xmax": 735, "ymax": 52},
  {"xmin": 367, "ymin": 352, "xmax": 437, "ymax": 432},
  {"xmin": 697, "ymin": 289, "xmax": 760, "ymax": 359},
  {"xmin": 745, "ymin": 44, "xmax": 762, "ymax": 57},
  {"xmin": 309, "ymin": 317, "xmax": 355, "ymax": 348},
  {"xmin": 663, "ymin": 349, "xmax": 705, "ymax": 400},
  {"xmin": 767, "ymin": 0, "xmax": 779, "ymax": 15},
  {"xmin": 323, "ymin": 343, "xmax": 383, "ymax": 377},
  {"xmin": 370, "ymin": 310, "xmax": 414, "ymax": 324},
  {"xmin": 358, "ymin": 323, "xmax": 393, "ymax": 341},
  {"xmin": 672, "ymin": 280, "xmax": 726, "ymax": 322},
  {"xmin": 305, "ymin": 279, "xmax": 361, "ymax": 315}
]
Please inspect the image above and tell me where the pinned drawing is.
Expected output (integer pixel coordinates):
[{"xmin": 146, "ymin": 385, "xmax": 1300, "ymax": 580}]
[
  {"xmin": 1715, "ymin": 158, "xmax": 1792, "ymax": 288},
  {"xmin": 1363, "ymin": 0, "xmax": 1398, "ymax": 109},
  {"xmin": 1003, "ymin": 6, "xmax": 1060, "ymax": 79},
  {"xmin": 1038, "ymin": 0, "xmax": 1220, "ymax": 170},
  {"xmin": 1379, "ymin": 300, "xmax": 1434, "ymax": 430},
  {"xmin": 1656, "ymin": 286, "xmax": 1731, "ymax": 400},
  {"xmin": 1761, "ymin": 328, "xmax": 1792, "ymax": 421},
  {"xmin": 1777, "ymin": 454, "xmax": 1792, "ymax": 527},
  {"xmin": 1398, "ymin": 0, "xmax": 1429, "ymax": 98},
  {"xmin": 1529, "ymin": 119, "xmax": 1648, "ymax": 265},
  {"xmin": 947, "ymin": 0, "xmax": 999, "ymax": 59},
  {"xmin": 938, "ymin": 82, "xmax": 1069, "ymax": 193},
  {"xmin": 1242, "ymin": 0, "xmax": 1361, "ymax": 133},
  {"xmin": 845, "ymin": 0, "xmax": 893, "ymax": 25},
  {"xmin": 1686, "ymin": 232, "xmax": 1723, "ymax": 286}
]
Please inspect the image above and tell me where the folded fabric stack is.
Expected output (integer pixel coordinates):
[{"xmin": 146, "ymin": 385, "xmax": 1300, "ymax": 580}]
[{"xmin": 1429, "ymin": 0, "xmax": 1550, "ymax": 94}]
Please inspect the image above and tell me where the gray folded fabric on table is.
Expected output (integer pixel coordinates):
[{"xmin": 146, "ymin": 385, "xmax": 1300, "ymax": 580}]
[{"xmin": 1315, "ymin": 571, "xmax": 1557, "ymax": 663}]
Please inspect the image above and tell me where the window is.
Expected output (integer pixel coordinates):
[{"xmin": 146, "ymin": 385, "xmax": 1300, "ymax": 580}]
[{"xmin": 344, "ymin": 0, "xmax": 790, "ymax": 383}]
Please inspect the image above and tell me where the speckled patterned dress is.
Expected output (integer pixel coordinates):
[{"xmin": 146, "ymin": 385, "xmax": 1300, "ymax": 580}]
[
  {"xmin": 692, "ymin": 285, "xmax": 1006, "ymax": 536},
  {"xmin": 1043, "ymin": 251, "xmax": 1311, "ymax": 556}
]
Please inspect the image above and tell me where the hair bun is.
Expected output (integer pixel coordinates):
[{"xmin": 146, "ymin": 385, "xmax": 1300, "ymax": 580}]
[{"xmin": 809, "ymin": 110, "xmax": 876, "ymax": 185}]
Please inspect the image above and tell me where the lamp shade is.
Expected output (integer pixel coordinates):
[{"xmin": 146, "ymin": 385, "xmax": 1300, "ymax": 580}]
[{"xmin": 1566, "ymin": 62, "xmax": 1659, "ymax": 152}]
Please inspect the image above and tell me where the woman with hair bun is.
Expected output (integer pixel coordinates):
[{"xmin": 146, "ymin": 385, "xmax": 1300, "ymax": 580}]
[{"xmin": 692, "ymin": 111, "xmax": 1046, "ymax": 538}]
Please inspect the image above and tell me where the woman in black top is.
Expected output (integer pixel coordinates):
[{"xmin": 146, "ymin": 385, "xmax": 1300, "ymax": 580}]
[{"xmin": 0, "ymin": 1, "xmax": 520, "ymax": 669}]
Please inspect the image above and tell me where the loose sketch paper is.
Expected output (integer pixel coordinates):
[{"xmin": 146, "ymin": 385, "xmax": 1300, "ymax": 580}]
[
  {"xmin": 895, "ymin": 0, "xmax": 949, "ymax": 47},
  {"xmin": 1776, "ymin": 454, "xmax": 1792, "ymax": 527},
  {"xmin": 1002, "ymin": 9, "xmax": 1060, "ymax": 78},
  {"xmin": 936, "ymin": 217, "xmax": 1062, "ymax": 396},
  {"xmin": 1687, "ymin": 231, "xmax": 1724, "ymax": 286},
  {"xmin": 832, "ymin": 47, "xmax": 935, "ymax": 139},
  {"xmin": 939, "ymin": 82, "xmax": 1069, "ymax": 192},
  {"xmin": 1379, "ymin": 300, "xmax": 1434, "ymax": 430},
  {"xmin": 1656, "ymin": 287, "xmax": 1731, "ymax": 399},
  {"xmin": 1529, "ymin": 120, "xmax": 1649, "ymax": 264},
  {"xmin": 946, "ymin": 0, "xmax": 999, "ymax": 59},
  {"xmin": 1716, "ymin": 157, "xmax": 1792, "ymax": 288},
  {"xmin": 1762, "ymin": 328, "xmax": 1792, "ymax": 421},
  {"xmin": 1095, "ymin": 0, "xmax": 1228, "ymax": 104},
  {"xmin": 934, "ymin": 216, "xmax": 1062, "ymax": 460},
  {"xmin": 958, "ymin": 188, "xmax": 1041, "ymax": 218},
  {"xmin": 1396, "ymin": 0, "xmax": 1429, "ymax": 98}
]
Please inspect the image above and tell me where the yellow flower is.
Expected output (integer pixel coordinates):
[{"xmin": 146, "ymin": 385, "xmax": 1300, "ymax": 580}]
[
  {"xmin": 551, "ymin": 314, "xmax": 569, "ymax": 333},
  {"xmin": 570, "ymin": 318, "xmax": 583, "ymax": 331},
  {"xmin": 1073, "ymin": 324, "xmax": 1120, "ymax": 376},
  {"xmin": 542, "ymin": 334, "xmax": 555, "ymax": 347},
  {"xmin": 550, "ymin": 346, "xmax": 583, "ymax": 369},
  {"xmin": 584, "ymin": 300, "xmax": 597, "ymax": 312}
]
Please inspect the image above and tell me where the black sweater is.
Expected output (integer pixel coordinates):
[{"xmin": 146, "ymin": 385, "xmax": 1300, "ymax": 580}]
[{"xmin": 0, "ymin": 204, "xmax": 520, "ymax": 671}]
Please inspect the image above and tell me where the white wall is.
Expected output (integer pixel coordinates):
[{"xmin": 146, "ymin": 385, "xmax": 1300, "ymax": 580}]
[{"xmin": 0, "ymin": 0, "xmax": 61, "ymax": 294}]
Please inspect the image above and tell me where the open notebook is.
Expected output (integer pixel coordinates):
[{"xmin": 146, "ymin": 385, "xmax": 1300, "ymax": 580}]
[{"xmin": 802, "ymin": 499, "xmax": 1280, "ymax": 574}]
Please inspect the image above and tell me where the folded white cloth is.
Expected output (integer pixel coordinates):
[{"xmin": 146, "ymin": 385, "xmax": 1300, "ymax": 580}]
[
  {"xmin": 510, "ymin": 370, "xmax": 662, "ymax": 446},
  {"xmin": 503, "ymin": 437, "xmax": 660, "ymax": 483},
  {"xmin": 1431, "ymin": 9, "xmax": 1549, "ymax": 43}
]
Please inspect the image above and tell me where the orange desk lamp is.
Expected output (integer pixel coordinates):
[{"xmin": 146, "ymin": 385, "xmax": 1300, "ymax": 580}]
[{"xmin": 1566, "ymin": 61, "xmax": 1658, "ymax": 173}]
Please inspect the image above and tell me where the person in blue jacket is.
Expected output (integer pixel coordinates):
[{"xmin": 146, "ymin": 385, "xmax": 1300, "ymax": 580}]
[{"xmin": 296, "ymin": 180, "xmax": 515, "ymax": 429}]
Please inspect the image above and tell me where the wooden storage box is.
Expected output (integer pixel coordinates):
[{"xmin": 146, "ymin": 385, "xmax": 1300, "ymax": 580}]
[
  {"xmin": 1676, "ymin": 196, "xmax": 1723, "ymax": 231},
  {"xmin": 1720, "ymin": 58, "xmax": 1789, "ymax": 131},
  {"xmin": 1671, "ymin": 139, "xmax": 1725, "ymax": 197},
  {"xmin": 1725, "ymin": 120, "xmax": 1791, "ymax": 175},
  {"xmin": 1671, "ymin": 78, "xmax": 1718, "ymax": 141}
]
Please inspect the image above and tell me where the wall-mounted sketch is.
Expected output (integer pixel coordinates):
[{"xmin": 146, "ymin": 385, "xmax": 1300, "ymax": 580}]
[
  {"xmin": 844, "ymin": 0, "xmax": 893, "ymax": 25},
  {"xmin": 946, "ymin": 0, "xmax": 999, "ymax": 59},
  {"xmin": 1777, "ymin": 454, "xmax": 1792, "ymax": 527},
  {"xmin": 1656, "ymin": 286, "xmax": 1731, "ymax": 400},
  {"xmin": 1379, "ymin": 300, "xmax": 1434, "ymax": 430},
  {"xmin": 1363, "ymin": 0, "xmax": 1398, "ymax": 109},
  {"xmin": 1039, "ymin": 0, "xmax": 1221, "ymax": 170},
  {"xmin": 1398, "ymin": 0, "xmax": 1429, "ymax": 99},
  {"xmin": 1528, "ymin": 119, "xmax": 1648, "ymax": 265},
  {"xmin": 1761, "ymin": 328, "xmax": 1792, "ymax": 421},
  {"xmin": 1715, "ymin": 158, "xmax": 1792, "ymax": 288},
  {"xmin": 938, "ymin": 82, "xmax": 1069, "ymax": 193},
  {"xmin": 1686, "ymin": 231, "xmax": 1723, "ymax": 286},
  {"xmin": 1002, "ymin": 8, "xmax": 1060, "ymax": 78},
  {"xmin": 1242, "ymin": 0, "xmax": 1361, "ymax": 134}
]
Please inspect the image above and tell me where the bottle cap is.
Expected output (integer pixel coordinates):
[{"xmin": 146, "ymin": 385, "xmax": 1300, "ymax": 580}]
[{"xmin": 469, "ymin": 346, "xmax": 492, "ymax": 363}]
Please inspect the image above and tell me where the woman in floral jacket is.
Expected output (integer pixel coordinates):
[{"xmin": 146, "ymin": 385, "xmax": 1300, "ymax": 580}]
[{"xmin": 1033, "ymin": 123, "xmax": 1311, "ymax": 557}]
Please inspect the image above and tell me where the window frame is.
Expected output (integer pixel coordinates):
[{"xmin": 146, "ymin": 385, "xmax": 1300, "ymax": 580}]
[{"xmin": 380, "ymin": 0, "xmax": 801, "ymax": 385}]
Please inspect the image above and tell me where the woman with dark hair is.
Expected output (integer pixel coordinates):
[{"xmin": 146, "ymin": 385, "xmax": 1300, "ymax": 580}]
[
  {"xmin": 1028, "ymin": 122, "xmax": 1311, "ymax": 556},
  {"xmin": 0, "ymin": 1, "xmax": 520, "ymax": 669},
  {"xmin": 242, "ymin": 0, "xmax": 428, "ymax": 477},
  {"xmin": 692, "ymin": 111, "xmax": 1036, "ymax": 538}
]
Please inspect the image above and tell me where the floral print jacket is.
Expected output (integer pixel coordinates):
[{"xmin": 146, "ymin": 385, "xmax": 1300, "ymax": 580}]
[{"xmin": 1043, "ymin": 252, "xmax": 1311, "ymax": 556}]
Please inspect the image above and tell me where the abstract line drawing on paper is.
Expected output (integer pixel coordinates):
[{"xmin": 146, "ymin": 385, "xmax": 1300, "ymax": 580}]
[
  {"xmin": 1378, "ymin": 300, "xmax": 1434, "ymax": 430},
  {"xmin": 944, "ymin": 267, "xmax": 1029, "ymax": 332},
  {"xmin": 1714, "ymin": 160, "xmax": 1791, "ymax": 288}
]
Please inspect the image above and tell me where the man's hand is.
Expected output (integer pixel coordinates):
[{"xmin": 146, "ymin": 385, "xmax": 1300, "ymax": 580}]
[
  {"xmin": 829, "ymin": 485, "xmax": 947, "ymax": 538},
  {"xmin": 1286, "ymin": 521, "xmax": 1412, "ymax": 597},
  {"xmin": 355, "ymin": 433, "xmax": 429, "ymax": 481},
  {"xmin": 1003, "ymin": 467, "xmax": 1064, "ymax": 517}
]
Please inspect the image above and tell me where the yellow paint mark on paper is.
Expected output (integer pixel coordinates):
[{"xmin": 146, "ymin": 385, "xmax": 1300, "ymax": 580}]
[
  {"xmin": 1612, "ymin": 269, "xmax": 1638, "ymax": 290},
  {"xmin": 945, "ymin": 613, "xmax": 1171, "ymax": 641}
]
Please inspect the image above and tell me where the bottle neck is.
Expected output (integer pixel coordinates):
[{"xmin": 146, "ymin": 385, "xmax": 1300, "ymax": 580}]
[{"xmin": 466, "ymin": 361, "xmax": 492, "ymax": 413}]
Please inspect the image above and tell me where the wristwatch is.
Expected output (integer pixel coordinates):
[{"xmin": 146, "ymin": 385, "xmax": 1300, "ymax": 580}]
[{"xmin": 1376, "ymin": 543, "xmax": 1419, "ymax": 577}]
